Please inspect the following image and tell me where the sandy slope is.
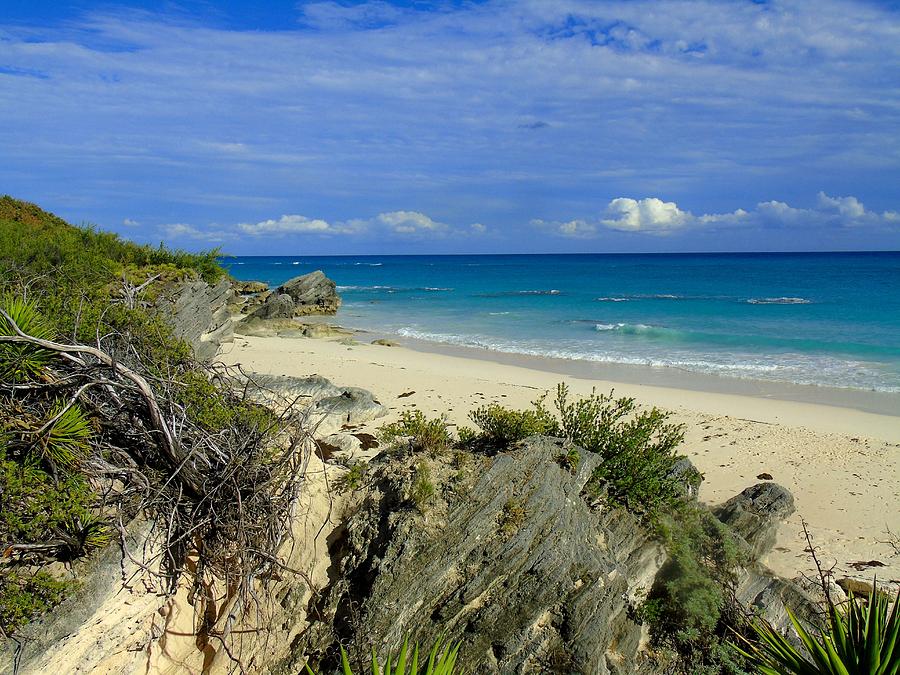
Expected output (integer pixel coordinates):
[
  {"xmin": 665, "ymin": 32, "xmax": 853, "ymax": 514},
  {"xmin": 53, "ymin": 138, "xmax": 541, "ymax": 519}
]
[{"xmin": 220, "ymin": 333, "xmax": 900, "ymax": 589}]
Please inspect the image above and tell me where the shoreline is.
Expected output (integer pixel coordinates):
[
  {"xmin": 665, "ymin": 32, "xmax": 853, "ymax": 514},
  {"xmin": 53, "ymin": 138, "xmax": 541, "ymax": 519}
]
[
  {"xmin": 335, "ymin": 318, "xmax": 900, "ymax": 419},
  {"xmin": 220, "ymin": 328, "xmax": 900, "ymax": 587}
]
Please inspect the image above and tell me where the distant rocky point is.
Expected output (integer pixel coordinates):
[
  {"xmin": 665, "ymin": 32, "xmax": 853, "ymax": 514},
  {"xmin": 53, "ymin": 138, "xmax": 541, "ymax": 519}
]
[{"xmin": 247, "ymin": 270, "xmax": 341, "ymax": 319}]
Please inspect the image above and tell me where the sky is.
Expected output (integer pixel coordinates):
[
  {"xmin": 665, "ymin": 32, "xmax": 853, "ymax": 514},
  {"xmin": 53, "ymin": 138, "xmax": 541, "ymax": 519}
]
[{"xmin": 1, "ymin": 0, "xmax": 899, "ymax": 255}]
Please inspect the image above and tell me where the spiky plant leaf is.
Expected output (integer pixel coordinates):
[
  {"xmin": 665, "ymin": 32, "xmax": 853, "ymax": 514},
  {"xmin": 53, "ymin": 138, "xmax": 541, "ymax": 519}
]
[
  {"xmin": 737, "ymin": 580, "xmax": 900, "ymax": 675},
  {"xmin": 305, "ymin": 637, "xmax": 461, "ymax": 675},
  {"xmin": 38, "ymin": 402, "xmax": 92, "ymax": 469},
  {"xmin": 0, "ymin": 296, "xmax": 54, "ymax": 382}
]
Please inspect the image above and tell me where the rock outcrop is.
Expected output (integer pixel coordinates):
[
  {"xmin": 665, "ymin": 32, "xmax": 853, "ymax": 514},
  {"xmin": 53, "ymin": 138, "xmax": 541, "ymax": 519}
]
[
  {"xmin": 244, "ymin": 373, "xmax": 387, "ymax": 435},
  {"xmin": 1, "ymin": 435, "xmax": 813, "ymax": 675},
  {"xmin": 293, "ymin": 437, "xmax": 670, "ymax": 674},
  {"xmin": 714, "ymin": 482, "xmax": 795, "ymax": 561},
  {"xmin": 154, "ymin": 278, "xmax": 233, "ymax": 361},
  {"xmin": 249, "ymin": 271, "xmax": 341, "ymax": 319}
]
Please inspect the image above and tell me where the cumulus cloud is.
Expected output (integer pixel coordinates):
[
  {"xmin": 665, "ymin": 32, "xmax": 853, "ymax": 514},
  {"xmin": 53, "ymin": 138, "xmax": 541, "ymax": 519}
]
[
  {"xmin": 377, "ymin": 211, "xmax": 448, "ymax": 235},
  {"xmin": 601, "ymin": 197, "xmax": 691, "ymax": 233},
  {"xmin": 122, "ymin": 218, "xmax": 140, "ymax": 226},
  {"xmin": 541, "ymin": 192, "xmax": 899, "ymax": 238},
  {"xmin": 238, "ymin": 214, "xmax": 362, "ymax": 236},
  {"xmin": 162, "ymin": 223, "xmax": 233, "ymax": 242}
]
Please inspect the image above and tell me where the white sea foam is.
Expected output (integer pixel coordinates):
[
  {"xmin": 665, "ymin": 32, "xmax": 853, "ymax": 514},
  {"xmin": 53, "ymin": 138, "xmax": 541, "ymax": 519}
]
[
  {"xmin": 746, "ymin": 297, "xmax": 811, "ymax": 305},
  {"xmin": 387, "ymin": 327, "xmax": 900, "ymax": 392},
  {"xmin": 596, "ymin": 297, "xmax": 630, "ymax": 302}
]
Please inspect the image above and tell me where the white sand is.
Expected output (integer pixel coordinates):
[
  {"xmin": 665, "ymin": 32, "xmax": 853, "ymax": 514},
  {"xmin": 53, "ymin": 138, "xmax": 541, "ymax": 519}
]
[{"xmin": 220, "ymin": 333, "xmax": 900, "ymax": 588}]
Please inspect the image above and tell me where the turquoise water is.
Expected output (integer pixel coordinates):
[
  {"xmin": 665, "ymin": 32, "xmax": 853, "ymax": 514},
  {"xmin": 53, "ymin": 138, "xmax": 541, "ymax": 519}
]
[{"xmin": 225, "ymin": 253, "xmax": 900, "ymax": 393}]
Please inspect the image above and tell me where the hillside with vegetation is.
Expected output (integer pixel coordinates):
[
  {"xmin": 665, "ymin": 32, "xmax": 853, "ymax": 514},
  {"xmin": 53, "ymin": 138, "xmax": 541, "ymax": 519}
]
[{"xmin": 0, "ymin": 196, "xmax": 302, "ymax": 641}]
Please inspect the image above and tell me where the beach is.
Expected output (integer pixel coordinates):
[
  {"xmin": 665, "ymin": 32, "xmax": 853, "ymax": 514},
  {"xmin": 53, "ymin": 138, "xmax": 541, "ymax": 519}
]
[{"xmin": 221, "ymin": 329, "xmax": 900, "ymax": 588}]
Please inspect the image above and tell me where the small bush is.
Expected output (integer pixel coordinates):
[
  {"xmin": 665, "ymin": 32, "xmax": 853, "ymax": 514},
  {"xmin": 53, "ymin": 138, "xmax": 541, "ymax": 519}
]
[
  {"xmin": 637, "ymin": 503, "xmax": 747, "ymax": 672},
  {"xmin": 498, "ymin": 497, "xmax": 526, "ymax": 535},
  {"xmin": 379, "ymin": 411, "xmax": 453, "ymax": 455},
  {"xmin": 335, "ymin": 461, "xmax": 367, "ymax": 493},
  {"xmin": 411, "ymin": 461, "xmax": 436, "ymax": 510},
  {"xmin": 0, "ymin": 570, "xmax": 72, "ymax": 636},
  {"xmin": 467, "ymin": 384, "xmax": 685, "ymax": 518},
  {"xmin": 542, "ymin": 384, "xmax": 685, "ymax": 517},
  {"xmin": 469, "ymin": 403, "xmax": 555, "ymax": 446}
]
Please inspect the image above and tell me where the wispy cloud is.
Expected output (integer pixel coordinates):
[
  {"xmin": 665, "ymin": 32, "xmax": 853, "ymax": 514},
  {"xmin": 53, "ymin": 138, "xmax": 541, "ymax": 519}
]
[{"xmin": 0, "ymin": 1, "xmax": 898, "ymax": 252}]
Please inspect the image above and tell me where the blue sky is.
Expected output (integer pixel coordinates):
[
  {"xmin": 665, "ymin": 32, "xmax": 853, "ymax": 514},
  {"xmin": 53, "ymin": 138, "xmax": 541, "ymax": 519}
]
[{"xmin": 1, "ymin": 0, "xmax": 899, "ymax": 254}]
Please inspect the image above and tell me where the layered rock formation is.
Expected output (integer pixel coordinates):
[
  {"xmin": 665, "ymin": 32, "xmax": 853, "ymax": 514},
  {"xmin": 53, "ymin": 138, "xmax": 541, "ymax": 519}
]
[
  {"xmin": 249, "ymin": 271, "xmax": 341, "ymax": 319},
  {"xmin": 153, "ymin": 278, "xmax": 234, "ymax": 361},
  {"xmin": 1, "ymin": 433, "xmax": 814, "ymax": 675},
  {"xmin": 243, "ymin": 373, "xmax": 388, "ymax": 435}
]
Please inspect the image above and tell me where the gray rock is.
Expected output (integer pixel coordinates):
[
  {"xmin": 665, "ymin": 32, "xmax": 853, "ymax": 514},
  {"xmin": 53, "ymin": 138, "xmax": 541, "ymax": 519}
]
[
  {"xmin": 154, "ymin": 278, "xmax": 234, "ymax": 361},
  {"xmin": 292, "ymin": 437, "xmax": 669, "ymax": 674},
  {"xmin": 371, "ymin": 338, "xmax": 399, "ymax": 347},
  {"xmin": 714, "ymin": 482, "xmax": 795, "ymax": 560},
  {"xmin": 667, "ymin": 457, "xmax": 703, "ymax": 500},
  {"xmin": 242, "ymin": 373, "xmax": 387, "ymax": 435},
  {"xmin": 279, "ymin": 270, "xmax": 341, "ymax": 316},
  {"xmin": 251, "ymin": 292, "xmax": 296, "ymax": 319},
  {"xmin": 233, "ymin": 280, "xmax": 269, "ymax": 294}
]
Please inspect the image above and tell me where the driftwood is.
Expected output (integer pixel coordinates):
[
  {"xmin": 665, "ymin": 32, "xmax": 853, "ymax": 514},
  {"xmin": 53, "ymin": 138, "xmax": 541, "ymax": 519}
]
[{"xmin": 0, "ymin": 305, "xmax": 314, "ymax": 650}]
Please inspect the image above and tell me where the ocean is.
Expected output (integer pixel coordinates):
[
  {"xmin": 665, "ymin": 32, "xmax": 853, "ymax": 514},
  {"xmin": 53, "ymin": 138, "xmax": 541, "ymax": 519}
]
[{"xmin": 225, "ymin": 252, "xmax": 900, "ymax": 394}]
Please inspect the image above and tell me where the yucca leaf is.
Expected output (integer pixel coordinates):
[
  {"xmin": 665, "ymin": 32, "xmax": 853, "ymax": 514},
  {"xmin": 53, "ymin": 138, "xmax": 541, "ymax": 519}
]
[
  {"xmin": 341, "ymin": 646, "xmax": 353, "ymax": 675},
  {"xmin": 0, "ymin": 295, "xmax": 54, "ymax": 382},
  {"xmin": 395, "ymin": 637, "xmax": 408, "ymax": 675},
  {"xmin": 38, "ymin": 401, "xmax": 92, "ymax": 468}
]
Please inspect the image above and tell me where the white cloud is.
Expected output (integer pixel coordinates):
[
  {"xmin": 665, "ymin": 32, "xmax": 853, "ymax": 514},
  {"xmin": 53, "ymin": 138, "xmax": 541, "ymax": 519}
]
[
  {"xmin": 162, "ymin": 223, "xmax": 233, "ymax": 242},
  {"xmin": 238, "ymin": 214, "xmax": 363, "ymax": 236},
  {"xmin": 816, "ymin": 191, "xmax": 866, "ymax": 219},
  {"xmin": 122, "ymin": 217, "xmax": 140, "ymax": 226},
  {"xmin": 542, "ymin": 192, "xmax": 899, "ymax": 238},
  {"xmin": 377, "ymin": 211, "xmax": 448, "ymax": 235},
  {"xmin": 600, "ymin": 197, "xmax": 690, "ymax": 233}
]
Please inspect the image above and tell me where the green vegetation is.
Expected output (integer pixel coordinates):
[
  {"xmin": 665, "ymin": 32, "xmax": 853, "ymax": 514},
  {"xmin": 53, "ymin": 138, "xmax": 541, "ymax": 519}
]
[
  {"xmin": 336, "ymin": 461, "xmax": 367, "ymax": 493},
  {"xmin": 411, "ymin": 461, "xmax": 436, "ymax": 510},
  {"xmin": 0, "ymin": 570, "xmax": 72, "ymax": 637},
  {"xmin": 469, "ymin": 384, "xmax": 685, "ymax": 518},
  {"xmin": 0, "ymin": 197, "xmax": 299, "ymax": 640},
  {"xmin": 638, "ymin": 504, "xmax": 748, "ymax": 673},
  {"xmin": 306, "ymin": 636, "xmax": 460, "ymax": 675},
  {"xmin": 737, "ymin": 580, "xmax": 900, "ymax": 675},
  {"xmin": 497, "ymin": 497, "xmax": 526, "ymax": 536},
  {"xmin": 468, "ymin": 403, "xmax": 554, "ymax": 446},
  {"xmin": 379, "ymin": 411, "xmax": 453, "ymax": 455}
]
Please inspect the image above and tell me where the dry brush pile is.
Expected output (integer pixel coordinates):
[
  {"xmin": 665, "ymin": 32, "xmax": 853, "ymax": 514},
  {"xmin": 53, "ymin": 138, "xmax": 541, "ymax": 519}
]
[{"xmin": 0, "ymin": 290, "xmax": 315, "ymax": 645}]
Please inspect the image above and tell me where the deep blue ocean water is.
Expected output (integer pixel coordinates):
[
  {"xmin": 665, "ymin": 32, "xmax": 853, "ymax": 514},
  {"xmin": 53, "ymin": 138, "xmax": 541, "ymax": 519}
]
[{"xmin": 225, "ymin": 252, "xmax": 900, "ymax": 393}]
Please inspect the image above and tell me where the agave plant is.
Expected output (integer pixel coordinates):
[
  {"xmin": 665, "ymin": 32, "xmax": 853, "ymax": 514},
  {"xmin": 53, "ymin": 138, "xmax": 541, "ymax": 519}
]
[
  {"xmin": 306, "ymin": 636, "xmax": 460, "ymax": 675},
  {"xmin": 738, "ymin": 581, "xmax": 900, "ymax": 674},
  {"xmin": 37, "ymin": 401, "xmax": 92, "ymax": 469},
  {"xmin": 0, "ymin": 295, "xmax": 54, "ymax": 382}
]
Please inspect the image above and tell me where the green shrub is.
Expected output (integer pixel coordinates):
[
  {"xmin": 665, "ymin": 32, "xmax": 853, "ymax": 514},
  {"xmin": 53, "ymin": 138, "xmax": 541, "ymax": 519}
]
[
  {"xmin": 637, "ymin": 503, "xmax": 747, "ymax": 673},
  {"xmin": 468, "ymin": 384, "xmax": 685, "ymax": 518},
  {"xmin": 379, "ymin": 411, "xmax": 453, "ymax": 455},
  {"xmin": 411, "ymin": 462, "xmax": 436, "ymax": 510},
  {"xmin": 0, "ymin": 570, "xmax": 73, "ymax": 636},
  {"xmin": 541, "ymin": 384, "xmax": 685, "ymax": 517},
  {"xmin": 469, "ymin": 404, "xmax": 554, "ymax": 446}
]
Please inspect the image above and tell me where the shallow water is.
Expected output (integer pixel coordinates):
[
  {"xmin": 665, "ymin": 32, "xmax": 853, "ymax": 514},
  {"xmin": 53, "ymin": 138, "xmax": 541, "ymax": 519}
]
[{"xmin": 225, "ymin": 252, "xmax": 900, "ymax": 393}]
